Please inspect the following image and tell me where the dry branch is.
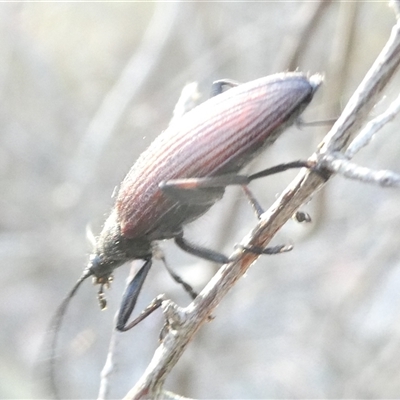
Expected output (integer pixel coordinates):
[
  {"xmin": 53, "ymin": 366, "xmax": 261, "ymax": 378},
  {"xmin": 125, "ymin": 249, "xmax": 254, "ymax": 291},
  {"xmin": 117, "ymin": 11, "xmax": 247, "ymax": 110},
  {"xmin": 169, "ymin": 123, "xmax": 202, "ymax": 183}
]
[{"xmin": 119, "ymin": 6, "xmax": 400, "ymax": 400}]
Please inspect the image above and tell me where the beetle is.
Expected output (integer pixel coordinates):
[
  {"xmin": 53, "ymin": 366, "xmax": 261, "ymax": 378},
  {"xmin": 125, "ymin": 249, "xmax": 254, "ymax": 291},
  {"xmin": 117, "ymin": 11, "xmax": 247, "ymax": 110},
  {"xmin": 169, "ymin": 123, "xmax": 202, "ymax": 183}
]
[{"xmin": 50, "ymin": 72, "xmax": 321, "ymax": 366}]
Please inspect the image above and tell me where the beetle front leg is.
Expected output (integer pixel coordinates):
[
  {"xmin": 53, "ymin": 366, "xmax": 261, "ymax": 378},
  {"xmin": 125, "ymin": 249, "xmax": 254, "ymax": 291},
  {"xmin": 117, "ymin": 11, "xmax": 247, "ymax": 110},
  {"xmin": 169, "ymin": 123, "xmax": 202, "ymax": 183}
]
[
  {"xmin": 117, "ymin": 295, "xmax": 165, "ymax": 332},
  {"xmin": 116, "ymin": 258, "xmax": 154, "ymax": 331}
]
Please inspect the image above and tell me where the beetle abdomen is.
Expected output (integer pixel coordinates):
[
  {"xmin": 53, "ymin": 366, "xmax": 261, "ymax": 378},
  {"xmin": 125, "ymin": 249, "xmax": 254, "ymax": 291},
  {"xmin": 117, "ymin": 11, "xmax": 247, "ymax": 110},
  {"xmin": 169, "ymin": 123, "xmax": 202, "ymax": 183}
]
[{"xmin": 117, "ymin": 72, "xmax": 321, "ymax": 239}]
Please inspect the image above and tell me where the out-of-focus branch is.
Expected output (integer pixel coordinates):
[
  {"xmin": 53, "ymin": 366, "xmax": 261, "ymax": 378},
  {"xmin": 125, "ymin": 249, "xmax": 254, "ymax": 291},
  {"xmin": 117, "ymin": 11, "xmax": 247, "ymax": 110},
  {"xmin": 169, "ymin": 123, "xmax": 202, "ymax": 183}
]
[
  {"xmin": 304, "ymin": 0, "xmax": 359, "ymax": 234},
  {"xmin": 68, "ymin": 2, "xmax": 179, "ymax": 192},
  {"xmin": 345, "ymin": 92, "xmax": 400, "ymax": 158},
  {"xmin": 98, "ymin": 318, "xmax": 119, "ymax": 400},
  {"xmin": 321, "ymin": 153, "xmax": 400, "ymax": 188},
  {"xmin": 317, "ymin": 87, "xmax": 400, "ymax": 186},
  {"xmin": 122, "ymin": 7, "xmax": 400, "ymax": 400},
  {"xmin": 319, "ymin": 20, "xmax": 400, "ymax": 153},
  {"xmin": 278, "ymin": 0, "xmax": 332, "ymax": 71},
  {"xmin": 318, "ymin": 92, "xmax": 400, "ymax": 187}
]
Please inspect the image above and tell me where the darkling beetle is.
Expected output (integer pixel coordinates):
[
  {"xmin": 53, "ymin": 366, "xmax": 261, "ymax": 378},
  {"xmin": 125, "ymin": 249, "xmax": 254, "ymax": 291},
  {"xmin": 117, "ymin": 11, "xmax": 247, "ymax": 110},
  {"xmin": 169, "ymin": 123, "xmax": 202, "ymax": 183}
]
[{"xmin": 50, "ymin": 72, "xmax": 322, "ymax": 364}]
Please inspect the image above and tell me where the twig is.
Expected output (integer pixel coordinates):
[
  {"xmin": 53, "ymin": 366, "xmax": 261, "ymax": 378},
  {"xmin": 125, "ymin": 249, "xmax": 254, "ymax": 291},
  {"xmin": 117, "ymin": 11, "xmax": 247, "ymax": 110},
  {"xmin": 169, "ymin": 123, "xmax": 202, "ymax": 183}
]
[
  {"xmin": 319, "ymin": 21, "xmax": 400, "ymax": 154},
  {"xmin": 305, "ymin": 0, "xmax": 359, "ymax": 234},
  {"xmin": 345, "ymin": 93, "xmax": 400, "ymax": 158},
  {"xmin": 321, "ymin": 153, "xmax": 400, "ymax": 188},
  {"xmin": 122, "ymin": 7, "xmax": 400, "ymax": 400},
  {"xmin": 98, "ymin": 319, "xmax": 119, "ymax": 400},
  {"xmin": 320, "ymin": 90, "xmax": 400, "ymax": 187}
]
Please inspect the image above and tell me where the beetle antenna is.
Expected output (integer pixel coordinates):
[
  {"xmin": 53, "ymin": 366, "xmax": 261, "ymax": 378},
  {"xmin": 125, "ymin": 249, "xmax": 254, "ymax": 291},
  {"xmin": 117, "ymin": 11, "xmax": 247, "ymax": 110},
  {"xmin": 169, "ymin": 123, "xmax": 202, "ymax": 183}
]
[{"xmin": 47, "ymin": 268, "xmax": 93, "ymax": 399}]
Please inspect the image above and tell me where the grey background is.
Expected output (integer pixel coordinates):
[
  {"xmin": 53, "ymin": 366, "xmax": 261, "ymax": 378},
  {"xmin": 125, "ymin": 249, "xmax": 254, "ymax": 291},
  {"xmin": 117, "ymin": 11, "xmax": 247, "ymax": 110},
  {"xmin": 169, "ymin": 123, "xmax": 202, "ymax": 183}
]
[{"xmin": 1, "ymin": 2, "xmax": 400, "ymax": 399}]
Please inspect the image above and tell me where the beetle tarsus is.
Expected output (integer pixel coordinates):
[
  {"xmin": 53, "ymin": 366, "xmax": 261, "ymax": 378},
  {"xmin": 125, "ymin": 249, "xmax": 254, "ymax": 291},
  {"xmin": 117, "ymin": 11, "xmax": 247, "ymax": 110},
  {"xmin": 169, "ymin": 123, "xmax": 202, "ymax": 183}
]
[
  {"xmin": 293, "ymin": 210, "xmax": 312, "ymax": 223},
  {"xmin": 237, "ymin": 243, "xmax": 293, "ymax": 255},
  {"xmin": 241, "ymin": 185, "xmax": 265, "ymax": 219}
]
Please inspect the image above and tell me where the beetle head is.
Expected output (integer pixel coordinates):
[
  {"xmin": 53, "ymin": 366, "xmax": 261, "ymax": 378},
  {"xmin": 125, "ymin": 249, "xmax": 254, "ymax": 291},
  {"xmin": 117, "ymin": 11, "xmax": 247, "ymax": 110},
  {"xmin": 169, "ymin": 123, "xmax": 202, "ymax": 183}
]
[{"xmin": 88, "ymin": 209, "xmax": 152, "ymax": 283}]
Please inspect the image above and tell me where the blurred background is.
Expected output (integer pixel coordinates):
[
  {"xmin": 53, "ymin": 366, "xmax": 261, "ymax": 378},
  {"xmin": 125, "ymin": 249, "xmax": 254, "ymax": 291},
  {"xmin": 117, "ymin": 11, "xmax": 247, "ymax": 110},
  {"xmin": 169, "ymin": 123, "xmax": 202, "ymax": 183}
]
[{"xmin": 2, "ymin": 1, "xmax": 400, "ymax": 399}]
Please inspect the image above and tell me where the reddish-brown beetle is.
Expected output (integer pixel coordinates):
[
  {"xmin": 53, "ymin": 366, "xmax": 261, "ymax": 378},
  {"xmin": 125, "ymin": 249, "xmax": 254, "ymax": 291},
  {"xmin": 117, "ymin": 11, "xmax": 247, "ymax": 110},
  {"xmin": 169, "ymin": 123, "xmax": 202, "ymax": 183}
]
[{"xmin": 50, "ymin": 72, "xmax": 321, "ymax": 373}]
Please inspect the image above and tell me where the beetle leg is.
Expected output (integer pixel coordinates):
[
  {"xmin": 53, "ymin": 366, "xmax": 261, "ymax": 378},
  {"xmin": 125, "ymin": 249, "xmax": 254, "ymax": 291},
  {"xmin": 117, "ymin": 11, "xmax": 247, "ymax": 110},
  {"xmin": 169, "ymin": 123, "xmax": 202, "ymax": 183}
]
[
  {"xmin": 161, "ymin": 160, "xmax": 313, "ymax": 211},
  {"xmin": 161, "ymin": 160, "xmax": 312, "ymax": 208},
  {"xmin": 243, "ymin": 185, "xmax": 311, "ymax": 223},
  {"xmin": 247, "ymin": 160, "xmax": 313, "ymax": 181},
  {"xmin": 241, "ymin": 185, "xmax": 264, "ymax": 219},
  {"xmin": 116, "ymin": 258, "xmax": 153, "ymax": 331},
  {"xmin": 175, "ymin": 234, "xmax": 230, "ymax": 264},
  {"xmin": 210, "ymin": 79, "xmax": 239, "ymax": 97},
  {"xmin": 118, "ymin": 295, "xmax": 165, "ymax": 332},
  {"xmin": 246, "ymin": 162, "xmax": 315, "ymax": 223},
  {"xmin": 159, "ymin": 253, "xmax": 198, "ymax": 300},
  {"xmin": 164, "ymin": 161, "xmax": 314, "ymax": 262},
  {"xmin": 293, "ymin": 210, "xmax": 312, "ymax": 223},
  {"xmin": 161, "ymin": 160, "xmax": 313, "ymax": 199},
  {"xmin": 237, "ymin": 244, "xmax": 293, "ymax": 255}
]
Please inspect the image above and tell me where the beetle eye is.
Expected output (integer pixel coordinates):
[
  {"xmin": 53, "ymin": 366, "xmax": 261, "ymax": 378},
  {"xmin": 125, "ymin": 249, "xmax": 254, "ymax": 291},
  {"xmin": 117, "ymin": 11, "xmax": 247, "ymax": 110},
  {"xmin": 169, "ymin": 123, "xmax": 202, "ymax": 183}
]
[
  {"xmin": 88, "ymin": 254, "xmax": 102, "ymax": 273},
  {"xmin": 89, "ymin": 253, "xmax": 100, "ymax": 264}
]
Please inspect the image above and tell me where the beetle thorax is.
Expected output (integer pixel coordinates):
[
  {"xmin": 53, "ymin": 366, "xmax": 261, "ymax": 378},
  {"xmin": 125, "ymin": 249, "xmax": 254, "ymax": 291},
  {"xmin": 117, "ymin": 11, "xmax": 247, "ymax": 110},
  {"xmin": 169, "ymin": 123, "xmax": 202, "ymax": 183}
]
[{"xmin": 88, "ymin": 209, "xmax": 152, "ymax": 279}]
